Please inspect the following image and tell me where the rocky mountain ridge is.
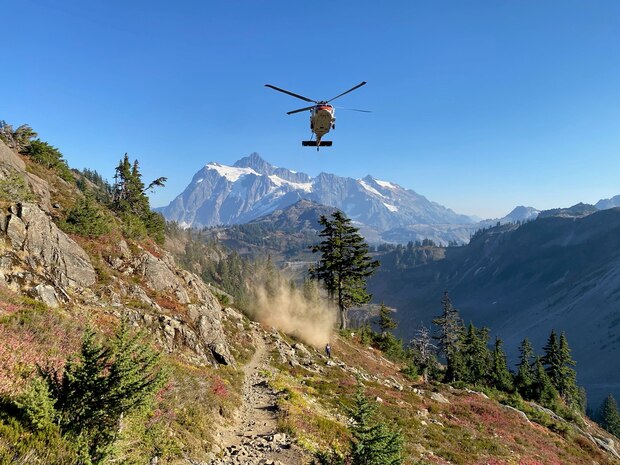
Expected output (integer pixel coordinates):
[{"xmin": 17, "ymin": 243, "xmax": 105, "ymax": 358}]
[{"xmin": 156, "ymin": 153, "xmax": 480, "ymax": 244}]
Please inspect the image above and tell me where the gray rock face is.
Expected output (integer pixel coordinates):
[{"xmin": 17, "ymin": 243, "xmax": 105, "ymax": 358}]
[
  {"xmin": 1, "ymin": 203, "xmax": 96, "ymax": 289},
  {"xmin": 125, "ymin": 297, "xmax": 235, "ymax": 367},
  {"xmin": 135, "ymin": 252, "xmax": 191, "ymax": 304},
  {"xmin": 0, "ymin": 139, "xmax": 26, "ymax": 171},
  {"xmin": 108, "ymin": 246, "xmax": 236, "ymax": 366}
]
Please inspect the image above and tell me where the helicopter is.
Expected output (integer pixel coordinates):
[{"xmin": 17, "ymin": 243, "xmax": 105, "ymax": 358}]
[{"xmin": 265, "ymin": 81, "xmax": 370, "ymax": 150}]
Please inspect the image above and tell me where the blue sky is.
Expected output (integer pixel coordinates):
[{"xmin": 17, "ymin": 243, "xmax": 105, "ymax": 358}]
[{"xmin": 2, "ymin": 0, "xmax": 619, "ymax": 218}]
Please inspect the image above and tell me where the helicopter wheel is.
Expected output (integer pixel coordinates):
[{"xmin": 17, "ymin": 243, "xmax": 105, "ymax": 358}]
[{"xmin": 332, "ymin": 124, "xmax": 336, "ymax": 129}]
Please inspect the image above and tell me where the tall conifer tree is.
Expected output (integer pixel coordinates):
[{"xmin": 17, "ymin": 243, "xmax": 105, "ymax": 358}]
[
  {"xmin": 542, "ymin": 330, "xmax": 562, "ymax": 388},
  {"xmin": 599, "ymin": 394, "xmax": 620, "ymax": 438},
  {"xmin": 557, "ymin": 332, "xmax": 578, "ymax": 406},
  {"xmin": 515, "ymin": 338, "xmax": 535, "ymax": 398},
  {"xmin": 378, "ymin": 303, "xmax": 397, "ymax": 336},
  {"xmin": 531, "ymin": 357, "xmax": 559, "ymax": 408},
  {"xmin": 458, "ymin": 323, "xmax": 492, "ymax": 384},
  {"xmin": 491, "ymin": 337, "xmax": 514, "ymax": 392},
  {"xmin": 310, "ymin": 211, "xmax": 379, "ymax": 329},
  {"xmin": 432, "ymin": 291, "xmax": 463, "ymax": 381}
]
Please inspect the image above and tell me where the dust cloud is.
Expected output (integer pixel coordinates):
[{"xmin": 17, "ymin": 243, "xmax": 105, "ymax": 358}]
[{"xmin": 248, "ymin": 281, "xmax": 337, "ymax": 348}]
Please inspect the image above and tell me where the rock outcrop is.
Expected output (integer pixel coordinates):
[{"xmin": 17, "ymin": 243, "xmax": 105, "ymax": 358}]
[
  {"xmin": 0, "ymin": 202, "xmax": 96, "ymax": 303},
  {"xmin": 0, "ymin": 139, "xmax": 26, "ymax": 171},
  {"xmin": 0, "ymin": 139, "xmax": 236, "ymax": 368},
  {"xmin": 1, "ymin": 203, "xmax": 96, "ymax": 289},
  {"xmin": 103, "ymin": 244, "xmax": 236, "ymax": 366}
]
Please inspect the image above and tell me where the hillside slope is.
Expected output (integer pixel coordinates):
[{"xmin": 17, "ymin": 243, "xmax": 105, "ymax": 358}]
[
  {"xmin": 369, "ymin": 210, "xmax": 620, "ymax": 408},
  {"xmin": 1, "ymin": 137, "xmax": 619, "ymax": 464}
]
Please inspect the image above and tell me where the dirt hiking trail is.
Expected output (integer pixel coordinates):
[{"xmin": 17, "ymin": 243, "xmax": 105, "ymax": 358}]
[{"xmin": 210, "ymin": 326, "xmax": 308, "ymax": 465}]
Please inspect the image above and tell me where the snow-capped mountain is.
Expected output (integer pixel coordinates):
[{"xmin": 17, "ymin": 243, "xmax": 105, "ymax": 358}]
[{"xmin": 156, "ymin": 153, "xmax": 475, "ymax": 239}]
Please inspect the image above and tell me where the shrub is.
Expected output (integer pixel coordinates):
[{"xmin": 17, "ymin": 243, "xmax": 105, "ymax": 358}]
[
  {"xmin": 22, "ymin": 139, "xmax": 73, "ymax": 182},
  {"xmin": 121, "ymin": 212, "xmax": 149, "ymax": 241},
  {"xmin": 33, "ymin": 321, "xmax": 169, "ymax": 464},
  {"xmin": 14, "ymin": 377, "xmax": 57, "ymax": 432},
  {"xmin": 0, "ymin": 171, "xmax": 34, "ymax": 202},
  {"xmin": 60, "ymin": 193, "xmax": 111, "ymax": 237}
]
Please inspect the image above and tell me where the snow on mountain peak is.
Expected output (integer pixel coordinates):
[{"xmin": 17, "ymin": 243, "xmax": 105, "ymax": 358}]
[
  {"xmin": 267, "ymin": 175, "xmax": 313, "ymax": 192},
  {"xmin": 376, "ymin": 179, "xmax": 397, "ymax": 189},
  {"xmin": 383, "ymin": 202, "xmax": 398, "ymax": 212},
  {"xmin": 358, "ymin": 179, "xmax": 385, "ymax": 198},
  {"xmin": 206, "ymin": 163, "xmax": 259, "ymax": 182}
]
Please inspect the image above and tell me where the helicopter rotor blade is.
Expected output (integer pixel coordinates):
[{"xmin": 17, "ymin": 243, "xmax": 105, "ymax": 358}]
[
  {"xmin": 265, "ymin": 84, "xmax": 317, "ymax": 103},
  {"xmin": 334, "ymin": 107, "xmax": 372, "ymax": 113},
  {"xmin": 287, "ymin": 105, "xmax": 316, "ymax": 115},
  {"xmin": 327, "ymin": 81, "xmax": 367, "ymax": 103}
]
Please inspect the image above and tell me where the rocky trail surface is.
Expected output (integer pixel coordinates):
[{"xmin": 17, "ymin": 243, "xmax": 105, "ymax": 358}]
[{"xmin": 209, "ymin": 327, "xmax": 308, "ymax": 465}]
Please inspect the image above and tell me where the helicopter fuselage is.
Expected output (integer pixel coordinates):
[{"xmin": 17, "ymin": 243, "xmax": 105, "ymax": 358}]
[
  {"xmin": 265, "ymin": 81, "xmax": 367, "ymax": 150},
  {"xmin": 310, "ymin": 104, "xmax": 335, "ymax": 143}
]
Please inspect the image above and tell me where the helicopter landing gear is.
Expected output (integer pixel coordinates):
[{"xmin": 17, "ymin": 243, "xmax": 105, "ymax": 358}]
[{"xmin": 302, "ymin": 140, "xmax": 333, "ymax": 148}]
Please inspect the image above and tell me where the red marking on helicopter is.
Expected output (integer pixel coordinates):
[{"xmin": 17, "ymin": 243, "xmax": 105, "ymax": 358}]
[{"xmin": 265, "ymin": 82, "xmax": 370, "ymax": 151}]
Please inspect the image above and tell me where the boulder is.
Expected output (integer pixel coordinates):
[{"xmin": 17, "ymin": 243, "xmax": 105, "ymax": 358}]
[
  {"xmin": 1, "ymin": 203, "xmax": 96, "ymax": 289},
  {"xmin": 429, "ymin": 392, "xmax": 450, "ymax": 404},
  {"xmin": 29, "ymin": 283, "xmax": 60, "ymax": 308},
  {"xmin": 135, "ymin": 252, "xmax": 190, "ymax": 303},
  {"xmin": 189, "ymin": 302, "xmax": 235, "ymax": 366}
]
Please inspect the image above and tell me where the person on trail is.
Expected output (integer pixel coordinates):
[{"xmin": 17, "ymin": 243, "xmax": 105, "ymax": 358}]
[{"xmin": 325, "ymin": 343, "xmax": 331, "ymax": 358}]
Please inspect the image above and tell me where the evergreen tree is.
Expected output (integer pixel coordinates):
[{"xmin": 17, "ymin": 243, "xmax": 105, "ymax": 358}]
[
  {"xmin": 0, "ymin": 120, "xmax": 37, "ymax": 150},
  {"xmin": 557, "ymin": 332, "xmax": 578, "ymax": 407},
  {"xmin": 347, "ymin": 385, "xmax": 403, "ymax": 465},
  {"xmin": 432, "ymin": 291, "xmax": 463, "ymax": 381},
  {"xmin": 491, "ymin": 337, "xmax": 514, "ymax": 392},
  {"xmin": 43, "ymin": 322, "xmax": 168, "ymax": 464},
  {"xmin": 378, "ymin": 303, "xmax": 397, "ymax": 336},
  {"xmin": 531, "ymin": 357, "xmax": 559, "ymax": 408},
  {"xmin": 515, "ymin": 338, "xmax": 535, "ymax": 398},
  {"xmin": 112, "ymin": 154, "xmax": 133, "ymax": 212},
  {"xmin": 21, "ymin": 138, "xmax": 73, "ymax": 181},
  {"xmin": 310, "ymin": 211, "xmax": 379, "ymax": 329},
  {"xmin": 541, "ymin": 330, "xmax": 562, "ymax": 389},
  {"xmin": 61, "ymin": 191, "xmax": 111, "ymax": 237},
  {"xmin": 458, "ymin": 322, "xmax": 492, "ymax": 385},
  {"xmin": 14, "ymin": 377, "xmax": 57, "ymax": 432},
  {"xmin": 599, "ymin": 394, "xmax": 620, "ymax": 438},
  {"xmin": 111, "ymin": 154, "xmax": 167, "ymax": 243}
]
